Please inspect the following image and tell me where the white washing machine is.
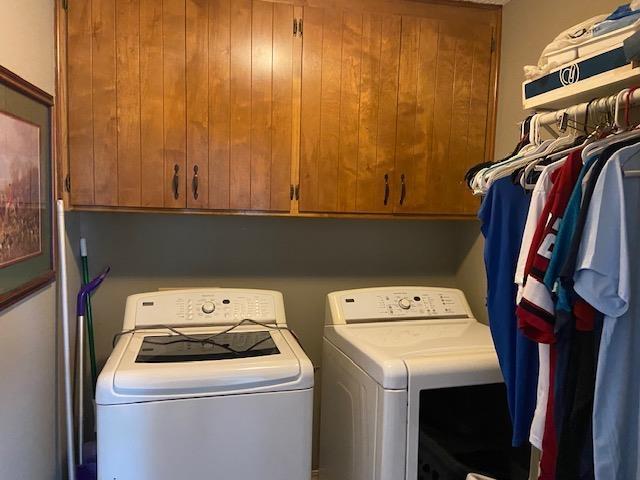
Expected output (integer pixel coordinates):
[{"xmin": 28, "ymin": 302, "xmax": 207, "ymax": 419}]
[
  {"xmin": 96, "ymin": 288, "xmax": 314, "ymax": 480},
  {"xmin": 319, "ymin": 287, "xmax": 529, "ymax": 480}
]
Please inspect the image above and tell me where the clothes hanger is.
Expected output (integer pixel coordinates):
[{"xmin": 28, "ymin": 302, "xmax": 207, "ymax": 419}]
[
  {"xmin": 512, "ymin": 109, "xmax": 581, "ymax": 189},
  {"xmin": 476, "ymin": 137, "xmax": 554, "ymax": 194},
  {"xmin": 582, "ymin": 89, "xmax": 640, "ymax": 161}
]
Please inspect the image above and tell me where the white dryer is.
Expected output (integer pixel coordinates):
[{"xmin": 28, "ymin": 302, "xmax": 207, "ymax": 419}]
[
  {"xmin": 96, "ymin": 288, "xmax": 314, "ymax": 480},
  {"xmin": 319, "ymin": 287, "xmax": 529, "ymax": 480}
]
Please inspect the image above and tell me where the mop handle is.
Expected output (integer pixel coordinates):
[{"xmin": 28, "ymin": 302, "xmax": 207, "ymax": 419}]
[
  {"xmin": 76, "ymin": 267, "xmax": 110, "ymax": 316},
  {"xmin": 80, "ymin": 238, "xmax": 98, "ymax": 392}
]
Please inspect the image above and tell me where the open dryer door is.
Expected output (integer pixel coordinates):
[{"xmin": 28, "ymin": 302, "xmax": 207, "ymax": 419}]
[{"xmin": 405, "ymin": 354, "xmax": 529, "ymax": 480}]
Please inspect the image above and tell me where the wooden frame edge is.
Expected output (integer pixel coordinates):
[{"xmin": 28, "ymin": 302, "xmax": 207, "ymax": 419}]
[
  {"xmin": 0, "ymin": 272, "xmax": 56, "ymax": 311},
  {"xmin": 0, "ymin": 66, "xmax": 57, "ymax": 312}
]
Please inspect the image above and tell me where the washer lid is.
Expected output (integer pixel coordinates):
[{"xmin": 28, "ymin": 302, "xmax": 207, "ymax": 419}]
[
  {"xmin": 324, "ymin": 319, "xmax": 499, "ymax": 389},
  {"xmin": 97, "ymin": 327, "xmax": 314, "ymax": 405}
]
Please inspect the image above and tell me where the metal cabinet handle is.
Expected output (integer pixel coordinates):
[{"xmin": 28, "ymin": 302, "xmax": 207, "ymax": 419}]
[
  {"xmin": 400, "ymin": 174, "xmax": 406, "ymax": 206},
  {"xmin": 383, "ymin": 174, "xmax": 389, "ymax": 206},
  {"xmin": 192, "ymin": 165, "xmax": 199, "ymax": 200},
  {"xmin": 172, "ymin": 164, "xmax": 180, "ymax": 200}
]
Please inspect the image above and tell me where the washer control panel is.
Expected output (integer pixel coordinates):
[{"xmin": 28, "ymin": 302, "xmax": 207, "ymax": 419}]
[
  {"xmin": 129, "ymin": 289, "xmax": 279, "ymax": 328},
  {"xmin": 334, "ymin": 287, "xmax": 470, "ymax": 323}
]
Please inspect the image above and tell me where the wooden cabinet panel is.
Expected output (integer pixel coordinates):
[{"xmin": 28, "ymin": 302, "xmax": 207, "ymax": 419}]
[
  {"xmin": 163, "ymin": 0, "xmax": 187, "ymax": 208},
  {"xmin": 67, "ymin": 0, "xmax": 295, "ymax": 212},
  {"xmin": 299, "ymin": 8, "xmax": 402, "ymax": 213},
  {"xmin": 209, "ymin": 0, "xmax": 295, "ymax": 212},
  {"xmin": 208, "ymin": 0, "xmax": 232, "ymax": 210},
  {"xmin": 92, "ymin": 0, "xmax": 118, "ymax": 206},
  {"xmin": 229, "ymin": 0, "xmax": 252, "ymax": 209},
  {"xmin": 186, "ymin": 0, "xmax": 209, "ymax": 209},
  {"xmin": 271, "ymin": 3, "xmax": 295, "ymax": 212},
  {"xmin": 140, "ymin": 0, "xmax": 164, "ymax": 208},
  {"xmin": 67, "ymin": 0, "xmax": 94, "ymax": 205},
  {"xmin": 116, "ymin": 0, "xmax": 142, "ymax": 207},
  {"xmin": 394, "ymin": 20, "xmax": 494, "ymax": 215}
]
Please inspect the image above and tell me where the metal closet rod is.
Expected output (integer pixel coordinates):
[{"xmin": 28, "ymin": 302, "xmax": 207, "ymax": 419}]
[{"xmin": 533, "ymin": 88, "xmax": 640, "ymax": 130}]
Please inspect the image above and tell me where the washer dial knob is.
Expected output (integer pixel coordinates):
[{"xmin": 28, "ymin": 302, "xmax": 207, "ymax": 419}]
[
  {"xmin": 201, "ymin": 301, "xmax": 216, "ymax": 314},
  {"xmin": 398, "ymin": 298, "xmax": 412, "ymax": 310}
]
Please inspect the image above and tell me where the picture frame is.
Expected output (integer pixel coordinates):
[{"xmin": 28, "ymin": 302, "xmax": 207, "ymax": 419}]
[{"xmin": 0, "ymin": 65, "xmax": 55, "ymax": 311}]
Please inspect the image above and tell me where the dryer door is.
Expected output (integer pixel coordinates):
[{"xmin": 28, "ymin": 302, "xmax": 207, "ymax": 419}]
[{"xmin": 404, "ymin": 353, "xmax": 524, "ymax": 480}]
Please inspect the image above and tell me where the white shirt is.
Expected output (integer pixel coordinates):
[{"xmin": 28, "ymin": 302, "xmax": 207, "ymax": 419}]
[
  {"xmin": 513, "ymin": 159, "xmax": 564, "ymax": 449},
  {"xmin": 574, "ymin": 143, "xmax": 640, "ymax": 479}
]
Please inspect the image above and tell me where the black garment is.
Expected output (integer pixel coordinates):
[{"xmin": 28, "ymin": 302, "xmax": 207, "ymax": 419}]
[
  {"xmin": 555, "ymin": 138, "xmax": 640, "ymax": 480},
  {"xmin": 464, "ymin": 117, "xmax": 533, "ymax": 190},
  {"xmin": 555, "ymin": 317, "xmax": 600, "ymax": 480}
]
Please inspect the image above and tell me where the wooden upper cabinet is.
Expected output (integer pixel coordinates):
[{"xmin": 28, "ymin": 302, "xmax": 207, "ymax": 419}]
[
  {"xmin": 299, "ymin": 1, "xmax": 498, "ymax": 216},
  {"xmin": 65, "ymin": 0, "xmax": 499, "ymax": 217},
  {"xmin": 394, "ymin": 19, "xmax": 495, "ymax": 215},
  {"xmin": 67, "ymin": 0, "xmax": 294, "ymax": 211},
  {"xmin": 299, "ymin": 8, "xmax": 402, "ymax": 214}
]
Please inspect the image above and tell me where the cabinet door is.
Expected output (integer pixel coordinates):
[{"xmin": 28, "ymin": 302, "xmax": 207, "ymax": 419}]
[
  {"xmin": 68, "ymin": 0, "xmax": 187, "ymax": 208},
  {"xmin": 299, "ymin": 7, "xmax": 402, "ymax": 214},
  {"xmin": 67, "ymin": 0, "xmax": 294, "ymax": 212},
  {"xmin": 206, "ymin": 0, "xmax": 294, "ymax": 212},
  {"xmin": 394, "ymin": 18, "xmax": 495, "ymax": 215}
]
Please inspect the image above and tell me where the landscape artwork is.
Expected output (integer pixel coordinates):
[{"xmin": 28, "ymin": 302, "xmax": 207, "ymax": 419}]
[{"xmin": 0, "ymin": 110, "xmax": 41, "ymax": 268}]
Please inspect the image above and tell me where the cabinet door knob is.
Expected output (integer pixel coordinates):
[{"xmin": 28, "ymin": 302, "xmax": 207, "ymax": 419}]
[
  {"xmin": 192, "ymin": 165, "xmax": 199, "ymax": 200},
  {"xmin": 172, "ymin": 164, "xmax": 180, "ymax": 200},
  {"xmin": 383, "ymin": 174, "xmax": 389, "ymax": 206},
  {"xmin": 400, "ymin": 174, "xmax": 406, "ymax": 206}
]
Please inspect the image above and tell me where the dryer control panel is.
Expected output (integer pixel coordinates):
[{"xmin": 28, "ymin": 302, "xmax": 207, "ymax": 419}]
[
  {"xmin": 328, "ymin": 287, "xmax": 471, "ymax": 324},
  {"xmin": 123, "ymin": 289, "xmax": 283, "ymax": 329}
]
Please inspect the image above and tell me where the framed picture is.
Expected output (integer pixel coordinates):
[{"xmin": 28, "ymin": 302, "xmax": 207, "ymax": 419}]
[{"xmin": 0, "ymin": 65, "xmax": 55, "ymax": 310}]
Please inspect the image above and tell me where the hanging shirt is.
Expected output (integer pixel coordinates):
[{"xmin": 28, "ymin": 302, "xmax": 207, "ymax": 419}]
[
  {"xmin": 574, "ymin": 142, "xmax": 640, "ymax": 480},
  {"xmin": 553, "ymin": 139, "xmax": 640, "ymax": 480},
  {"xmin": 518, "ymin": 150, "xmax": 583, "ymax": 342},
  {"xmin": 542, "ymin": 154, "xmax": 598, "ymax": 480},
  {"xmin": 517, "ymin": 150, "xmax": 583, "ymax": 480},
  {"xmin": 513, "ymin": 159, "xmax": 564, "ymax": 450},
  {"xmin": 479, "ymin": 177, "xmax": 538, "ymax": 447}
]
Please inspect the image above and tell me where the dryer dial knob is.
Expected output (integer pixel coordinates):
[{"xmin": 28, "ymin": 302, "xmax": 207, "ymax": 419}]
[
  {"xmin": 398, "ymin": 298, "xmax": 412, "ymax": 310},
  {"xmin": 202, "ymin": 301, "xmax": 216, "ymax": 314}
]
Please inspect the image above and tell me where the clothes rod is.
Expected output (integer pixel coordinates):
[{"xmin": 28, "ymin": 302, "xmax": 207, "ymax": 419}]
[{"xmin": 534, "ymin": 89, "xmax": 640, "ymax": 129}]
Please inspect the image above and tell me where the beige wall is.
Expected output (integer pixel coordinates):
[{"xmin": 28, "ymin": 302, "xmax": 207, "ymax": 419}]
[
  {"xmin": 0, "ymin": 1, "xmax": 58, "ymax": 479},
  {"xmin": 496, "ymin": 0, "xmax": 623, "ymax": 157}
]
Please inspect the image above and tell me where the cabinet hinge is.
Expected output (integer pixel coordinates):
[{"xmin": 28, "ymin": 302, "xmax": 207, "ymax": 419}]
[
  {"xmin": 62, "ymin": 0, "xmax": 68, "ymax": 10},
  {"xmin": 64, "ymin": 174, "xmax": 71, "ymax": 193},
  {"xmin": 290, "ymin": 184, "xmax": 294, "ymax": 200},
  {"xmin": 294, "ymin": 184, "xmax": 300, "ymax": 201},
  {"xmin": 293, "ymin": 18, "xmax": 298, "ymax": 37}
]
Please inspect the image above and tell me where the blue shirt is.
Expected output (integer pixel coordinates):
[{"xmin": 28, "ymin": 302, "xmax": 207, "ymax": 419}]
[
  {"xmin": 546, "ymin": 155, "xmax": 598, "ymax": 316},
  {"xmin": 479, "ymin": 177, "xmax": 538, "ymax": 446},
  {"xmin": 593, "ymin": 3, "xmax": 640, "ymax": 38},
  {"xmin": 574, "ymin": 142, "xmax": 640, "ymax": 479}
]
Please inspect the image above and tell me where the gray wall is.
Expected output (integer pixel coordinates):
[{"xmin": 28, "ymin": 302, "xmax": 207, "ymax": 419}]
[
  {"xmin": 66, "ymin": 212, "xmax": 481, "ymax": 465},
  {"xmin": 0, "ymin": 1, "xmax": 59, "ymax": 479}
]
